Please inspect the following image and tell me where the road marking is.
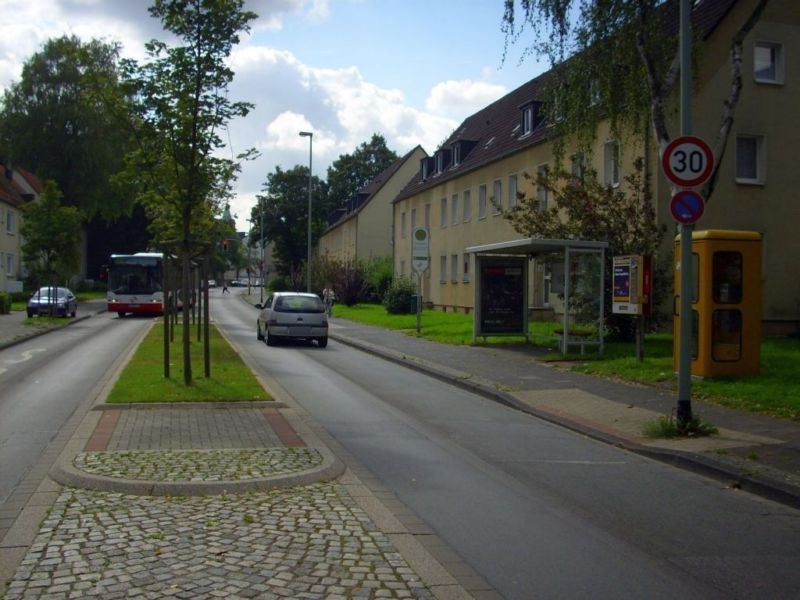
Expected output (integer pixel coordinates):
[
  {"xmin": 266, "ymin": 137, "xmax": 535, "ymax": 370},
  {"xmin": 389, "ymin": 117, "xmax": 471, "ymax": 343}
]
[{"xmin": 2, "ymin": 348, "xmax": 46, "ymax": 365}]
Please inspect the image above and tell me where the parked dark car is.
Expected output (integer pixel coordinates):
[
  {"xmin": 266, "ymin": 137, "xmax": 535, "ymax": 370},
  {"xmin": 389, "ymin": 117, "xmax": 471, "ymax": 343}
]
[
  {"xmin": 27, "ymin": 286, "xmax": 77, "ymax": 318},
  {"xmin": 256, "ymin": 292, "xmax": 328, "ymax": 347}
]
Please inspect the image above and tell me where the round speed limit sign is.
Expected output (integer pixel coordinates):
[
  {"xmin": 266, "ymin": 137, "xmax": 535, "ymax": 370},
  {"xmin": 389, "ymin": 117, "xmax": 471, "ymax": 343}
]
[{"xmin": 662, "ymin": 135, "xmax": 714, "ymax": 187}]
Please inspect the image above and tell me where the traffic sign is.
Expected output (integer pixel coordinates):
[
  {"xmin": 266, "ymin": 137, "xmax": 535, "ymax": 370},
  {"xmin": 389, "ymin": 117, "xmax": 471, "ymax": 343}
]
[
  {"xmin": 662, "ymin": 136, "xmax": 714, "ymax": 187},
  {"xmin": 411, "ymin": 226, "xmax": 429, "ymax": 273},
  {"xmin": 670, "ymin": 190, "xmax": 705, "ymax": 224}
]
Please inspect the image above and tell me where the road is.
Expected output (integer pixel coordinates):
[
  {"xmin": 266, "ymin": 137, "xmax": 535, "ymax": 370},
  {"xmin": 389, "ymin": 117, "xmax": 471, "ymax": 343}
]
[
  {"xmin": 213, "ymin": 291, "xmax": 800, "ymax": 599},
  {"xmin": 0, "ymin": 311, "xmax": 151, "ymax": 504}
]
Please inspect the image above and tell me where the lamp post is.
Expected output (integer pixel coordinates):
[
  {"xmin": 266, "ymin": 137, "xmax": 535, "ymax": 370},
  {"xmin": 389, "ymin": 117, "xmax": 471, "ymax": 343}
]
[
  {"xmin": 299, "ymin": 130, "xmax": 313, "ymax": 293},
  {"xmin": 259, "ymin": 197, "xmax": 265, "ymax": 303}
]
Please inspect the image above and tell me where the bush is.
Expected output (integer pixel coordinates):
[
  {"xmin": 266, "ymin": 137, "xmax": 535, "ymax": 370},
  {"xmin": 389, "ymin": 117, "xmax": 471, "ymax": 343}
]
[
  {"xmin": 0, "ymin": 292, "xmax": 11, "ymax": 314},
  {"xmin": 268, "ymin": 276, "xmax": 289, "ymax": 292},
  {"xmin": 383, "ymin": 276, "xmax": 417, "ymax": 314},
  {"xmin": 364, "ymin": 256, "xmax": 393, "ymax": 302}
]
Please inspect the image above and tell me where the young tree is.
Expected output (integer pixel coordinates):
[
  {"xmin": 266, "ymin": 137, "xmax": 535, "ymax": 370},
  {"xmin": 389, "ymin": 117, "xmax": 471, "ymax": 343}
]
[
  {"xmin": 119, "ymin": 0, "xmax": 256, "ymax": 385},
  {"xmin": 502, "ymin": 0, "xmax": 771, "ymax": 200},
  {"xmin": 325, "ymin": 134, "xmax": 398, "ymax": 211},
  {"xmin": 252, "ymin": 165, "xmax": 327, "ymax": 277},
  {"xmin": 21, "ymin": 181, "xmax": 84, "ymax": 291}
]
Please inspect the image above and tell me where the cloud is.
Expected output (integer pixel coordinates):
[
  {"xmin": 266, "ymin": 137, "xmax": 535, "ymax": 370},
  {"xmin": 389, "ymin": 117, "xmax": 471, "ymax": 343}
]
[{"xmin": 426, "ymin": 79, "xmax": 508, "ymax": 119}]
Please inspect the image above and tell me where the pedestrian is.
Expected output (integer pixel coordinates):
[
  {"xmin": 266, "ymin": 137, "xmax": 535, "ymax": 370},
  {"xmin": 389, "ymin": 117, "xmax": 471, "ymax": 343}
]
[
  {"xmin": 322, "ymin": 285, "xmax": 335, "ymax": 317},
  {"xmin": 222, "ymin": 281, "xmax": 230, "ymax": 294}
]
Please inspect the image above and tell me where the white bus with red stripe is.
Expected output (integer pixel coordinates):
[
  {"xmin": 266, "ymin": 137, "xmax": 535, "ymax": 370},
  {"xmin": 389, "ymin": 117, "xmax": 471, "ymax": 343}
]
[{"xmin": 107, "ymin": 253, "xmax": 163, "ymax": 317}]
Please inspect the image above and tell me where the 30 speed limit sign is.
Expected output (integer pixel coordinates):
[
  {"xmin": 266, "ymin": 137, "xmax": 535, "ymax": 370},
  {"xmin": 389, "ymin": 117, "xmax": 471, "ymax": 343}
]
[{"xmin": 662, "ymin": 135, "xmax": 714, "ymax": 187}]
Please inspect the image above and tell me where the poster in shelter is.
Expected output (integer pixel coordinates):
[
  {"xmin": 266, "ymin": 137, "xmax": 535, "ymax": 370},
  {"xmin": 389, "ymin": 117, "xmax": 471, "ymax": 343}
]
[{"xmin": 479, "ymin": 258, "xmax": 526, "ymax": 335}]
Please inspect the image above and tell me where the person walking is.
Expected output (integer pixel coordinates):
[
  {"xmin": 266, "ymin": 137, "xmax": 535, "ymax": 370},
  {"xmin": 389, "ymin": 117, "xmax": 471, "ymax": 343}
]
[
  {"xmin": 222, "ymin": 281, "xmax": 230, "ymax": 294},
  {"xmin": 322, "ymin": 285, "xmax": 335, "ymax": 317}
]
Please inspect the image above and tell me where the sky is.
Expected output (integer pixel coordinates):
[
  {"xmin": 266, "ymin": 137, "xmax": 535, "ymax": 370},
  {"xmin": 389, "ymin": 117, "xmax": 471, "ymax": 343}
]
[{"xmin": 0, "ymin": 0, "xmax": 548, "ymax": 231}]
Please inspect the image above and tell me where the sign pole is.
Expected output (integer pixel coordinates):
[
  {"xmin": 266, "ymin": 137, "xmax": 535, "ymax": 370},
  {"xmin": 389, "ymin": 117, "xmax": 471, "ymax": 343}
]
[
  {"xmin": 416, "ymin": 271, "xmax": 422, "ymax": 334},
  {"xmin": 677, "ymin": 0, "xmax": 693, "ymax": 425}
]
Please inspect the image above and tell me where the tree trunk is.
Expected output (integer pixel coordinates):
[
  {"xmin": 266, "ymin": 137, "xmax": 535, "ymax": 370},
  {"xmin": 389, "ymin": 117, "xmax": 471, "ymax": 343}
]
[{"xmin": 182, "ymin": 248, "xmax": 192, "ymax": 386}]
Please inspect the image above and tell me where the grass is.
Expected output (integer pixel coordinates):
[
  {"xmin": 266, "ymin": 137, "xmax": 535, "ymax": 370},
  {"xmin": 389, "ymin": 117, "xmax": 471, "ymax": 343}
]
[
  {"xmin": 334, "ymin": 302, "xmax": 800, "ymax": 421},
  {"xmin": 106, "ymin": 323, "xmax": 270, "ymax": 403},
  {"xmin": 642, "ymin": 415, "xmax": 719, "ymax": 439}
]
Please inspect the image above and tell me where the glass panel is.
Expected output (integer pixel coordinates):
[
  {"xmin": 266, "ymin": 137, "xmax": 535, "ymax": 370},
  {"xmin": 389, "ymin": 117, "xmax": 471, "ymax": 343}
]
[
  {"xmin": 713, "ymin": 251, "xmax": 743, "ymax": 304},
  {"xmin": 736, "ymin": 137, "xmax": 758, "ymax": 180},
  {"xmin": 713, "ymin": 310, "xmax": 742, "ymax": 362},
  {"xmin": 755, "ymin": 44, "xmax": 776, "ymax": 81}
]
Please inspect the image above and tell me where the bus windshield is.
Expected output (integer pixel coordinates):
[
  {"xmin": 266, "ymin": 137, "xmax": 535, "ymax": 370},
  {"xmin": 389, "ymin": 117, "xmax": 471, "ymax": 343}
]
[{"xmin": 108, "ymin": 259, "xmax": 162, "ymax": 295}]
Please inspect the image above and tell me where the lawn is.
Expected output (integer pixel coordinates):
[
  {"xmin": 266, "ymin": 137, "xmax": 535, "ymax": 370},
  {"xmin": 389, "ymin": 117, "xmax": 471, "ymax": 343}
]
[
  {"xmin": 106, "ymin": 323, "xmax": 270, "ymax": 403},
  {"xmin": 334, "ymin": 303, "xmax": 800, "ymax": 421}
]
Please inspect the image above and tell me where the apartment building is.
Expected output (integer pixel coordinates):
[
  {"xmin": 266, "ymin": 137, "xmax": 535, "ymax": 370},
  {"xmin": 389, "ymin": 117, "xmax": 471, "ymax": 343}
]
[{"xmin": 1, "ymin": 163, "xmax": 41, "ymax": 292}]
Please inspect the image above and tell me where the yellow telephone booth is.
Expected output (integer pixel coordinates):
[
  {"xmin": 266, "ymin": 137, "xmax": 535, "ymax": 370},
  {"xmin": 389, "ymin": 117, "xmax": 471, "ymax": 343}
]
[{"xmin": 674, "ymin": 230, "xmax": 762, "ymax": 377}]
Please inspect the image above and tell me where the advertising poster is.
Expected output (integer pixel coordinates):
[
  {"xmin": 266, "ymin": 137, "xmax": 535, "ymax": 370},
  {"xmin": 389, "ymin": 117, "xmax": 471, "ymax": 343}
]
[{"xmin": 478, "ymin": 258, "xmax": 526, "ymax": 335}]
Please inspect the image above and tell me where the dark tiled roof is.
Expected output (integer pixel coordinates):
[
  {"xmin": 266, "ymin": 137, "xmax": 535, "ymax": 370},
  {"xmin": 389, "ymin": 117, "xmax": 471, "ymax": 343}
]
[
  {"xmin": 395, "ymin": 0, "xmax": 739, "ymax": 202},
  {"xmin": 0, "ymin": 165, "xmax": 27, "ymax": 208}
]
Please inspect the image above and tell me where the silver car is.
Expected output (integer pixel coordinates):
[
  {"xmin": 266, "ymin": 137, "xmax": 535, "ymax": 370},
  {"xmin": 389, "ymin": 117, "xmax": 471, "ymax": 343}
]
[
  {"xmin": 256, "ymin": 292, "xmax": 328, "ymax": 347},
  {"xmin": 27, "ymin": 286, "xmax": 77, "ymax": 318}
]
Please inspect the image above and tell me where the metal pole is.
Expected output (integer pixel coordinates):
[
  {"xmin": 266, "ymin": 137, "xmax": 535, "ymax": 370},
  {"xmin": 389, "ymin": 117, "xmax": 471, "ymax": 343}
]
[
  {"xmin": 260, "ymin": 198, "xmax": 265, "ymax": 303},
  {"xmin": 416, "ymin": 271, "xmax": 422, "ymax": 334},
  {"xmin": 306, "ymin": 134, "xmax": 313, "ymax": 293},
  {"xmin": 163, "ymin": 253, "xmax": 170, "ymax": 379},
  {"xmin": 677, "ymin": 0, "xmax": 694, "ymax": 425}
]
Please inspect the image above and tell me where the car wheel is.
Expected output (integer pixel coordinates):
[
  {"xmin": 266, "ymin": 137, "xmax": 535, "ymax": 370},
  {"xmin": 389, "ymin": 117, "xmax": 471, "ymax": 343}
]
[
  {"xmin": 117, "ymin": 312, "xmax": 126, "ymax": 318},
  {"xmin": 27, "ymin": 310, "xmax": 33, "ymax": 318},
  {"xmin": 256, "ymin": 320, "xmax": 264, "ymax": 341},
  {"xmin": 266, "ymin": 329, "xmax": 276, "ymax": 346},
  {"xmin": 70, "ymin": 309, "xmax": 76, "ymax": 318},
  {"xmin": 317, "ymin": 337, "xmax": 328, "ymax": 348}
]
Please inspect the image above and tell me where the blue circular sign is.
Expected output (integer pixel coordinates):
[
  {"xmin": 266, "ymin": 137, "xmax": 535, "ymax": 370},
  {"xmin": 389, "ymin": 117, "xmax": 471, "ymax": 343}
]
[{"xmin": 670, "ymin": 190, "xmax": 705, "ymax": 224}]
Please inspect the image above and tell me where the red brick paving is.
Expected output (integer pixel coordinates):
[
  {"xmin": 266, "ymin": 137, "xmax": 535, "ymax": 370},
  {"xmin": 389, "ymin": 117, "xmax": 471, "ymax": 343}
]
[
  {"xmin": 263, "ymin": 408, "xmax": 306, "ymax": 447},
  {"xmin": 84, "ymin": 409, "xmax": 121, "ymax": 451}
]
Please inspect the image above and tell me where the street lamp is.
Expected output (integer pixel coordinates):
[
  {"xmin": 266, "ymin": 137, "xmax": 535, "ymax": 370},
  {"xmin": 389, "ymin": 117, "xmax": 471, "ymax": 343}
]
[{"xmin": 299, "ymin": 130, "xmax": 313, "ymax": 293}]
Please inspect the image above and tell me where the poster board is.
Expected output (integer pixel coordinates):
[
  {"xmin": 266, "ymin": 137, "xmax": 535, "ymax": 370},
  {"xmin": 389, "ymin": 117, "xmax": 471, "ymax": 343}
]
[{"xmin": 475, "ymin": 256, "xmax": 528, "ymax": 336}]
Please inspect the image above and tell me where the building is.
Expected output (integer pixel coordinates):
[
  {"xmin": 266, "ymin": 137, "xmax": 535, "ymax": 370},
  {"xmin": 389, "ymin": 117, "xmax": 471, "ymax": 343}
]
[
  {"xmin": 1, "ymin": 163, "xmax": 42, "ymax": 293},
  {"xmin": 392, "ymin": 0, "xmax": 799, "ymax": 333},
  {"xmin": 319, "ymin": 146, "xmax": 427, "ymax": 264}
]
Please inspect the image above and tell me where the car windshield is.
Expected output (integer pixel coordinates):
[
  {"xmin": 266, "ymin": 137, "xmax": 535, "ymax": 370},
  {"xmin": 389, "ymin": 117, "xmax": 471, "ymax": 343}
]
[
  {"xmin": 274, "ymin": 296, "xmax": 324, "ymax": 313},
  {"xmin": 34, "ymin": 287, "xmax": 69, "ymax": 300}
]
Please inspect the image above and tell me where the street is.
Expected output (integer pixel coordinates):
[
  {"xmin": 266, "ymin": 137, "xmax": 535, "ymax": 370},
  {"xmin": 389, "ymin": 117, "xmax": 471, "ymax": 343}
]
[{"xmin": 212, "ymin": 292, "xmax": 800, "ymax": 599}]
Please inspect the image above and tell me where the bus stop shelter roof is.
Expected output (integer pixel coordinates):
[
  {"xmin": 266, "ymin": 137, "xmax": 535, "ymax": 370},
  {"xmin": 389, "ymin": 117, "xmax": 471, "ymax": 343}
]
[{"xmin": 465, "ymin": 237, "xmax": 609, "ymax": 256}]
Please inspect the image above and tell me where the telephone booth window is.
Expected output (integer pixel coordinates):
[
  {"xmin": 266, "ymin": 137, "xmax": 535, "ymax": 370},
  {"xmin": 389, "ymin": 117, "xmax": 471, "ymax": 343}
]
[
  {"xmin": 712, "ymin": 309, "xmax": 742, "ymax": 361},
  {"xmin": 713, "ymin": 251, "xmax": 743, "ymax": 304},
  {"xmin": 691, "ymin": 253, "xmax": 700, "ymax": 303},
  {"xmin": 691, "ymin": 310, "xmax": 699, "ymax": 360}
]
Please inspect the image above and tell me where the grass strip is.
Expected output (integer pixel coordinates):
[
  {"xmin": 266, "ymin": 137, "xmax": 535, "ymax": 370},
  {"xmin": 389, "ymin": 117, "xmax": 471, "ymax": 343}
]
[{"xmin": 107, "ymin": 322, "xmax": 270, "ymax": 403}]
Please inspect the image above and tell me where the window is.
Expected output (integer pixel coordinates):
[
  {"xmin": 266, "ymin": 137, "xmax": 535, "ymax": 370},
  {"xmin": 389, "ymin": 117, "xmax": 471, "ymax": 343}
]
[
  {"xmin": 478, "ymin": 184, "xmax": 487, "ymax": 219},
  {"xmin": 440, "ymin": 256, "xmax": 447, "ymax": 283},
  {"xmin": 521, "ymin": 104, "xmax": 534, "ymax": 135},
  {"xmin": 508, "ymin": 174, "xmax": 518, "ymax": 208},
  {"xmin": 463, "ymin": 190, "xmax": 471, "ymax": 222},
  {"xmin": 736, "ymin": 135, "xmax": 765, "ymax": 184},
  {"xmin": 411, "ymin": 208, "xmax": 417, "ymax": 231},
  {"xmin": 604, "ymin": 141, "xmax": 620, "ymax": 187},
  {"xmin": 440, "ymin": 197, "xmax": 447, "ymax": 228},
  {"xmin": 451, "ymin": 194, "xmax": 458, "ymax": 225},
  {"xmin": 421, "ymin": 160, "xmax": 429, "ymax": 180},
  {"xmin": 452, "ymin": 143, "xmax": 461, "ymax": 166},
  {"xmin": 6, "ymin": 209, "xmax": 15, "ymax": 234},
  {"xmin": 571, "ymin": 153, "xmax": 586, "ymax": 183},
  {"xmin": 424, "ymin": 204, "xmax": 431, "ymax": 229},
  {"xmin": 451, "ymin": 254, "xmax": 458, "ymax": 283},
  {"xmin": 754, "ymin": 42, "xmax": 783, "ymax": 84},
  {"xmin": 6, "ymin": 253, "xmax": 14, "ymax": 276},
  {"xmin": 400, "ymin": 260, "xmax": 406, "ymax": 276},
  {"xmin": 463, "ymin": 254, "xmax": 470, "ymax": 283},
  {"xmin": 493, "ymin": 180, "xmax": 502, "ymax": 214},
  {"xmin": 401, "ymin": 212, "xmax": 407, "ymax": 237},
  {"xmin": 536, "ymin": 164, "xmax": 549, "ymax": 211}
]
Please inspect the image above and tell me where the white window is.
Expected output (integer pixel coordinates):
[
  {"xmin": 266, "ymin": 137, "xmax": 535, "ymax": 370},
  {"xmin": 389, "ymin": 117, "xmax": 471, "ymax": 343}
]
[
  {"xmin": 571, "ymin": 153, "xmax": 586, "ymax": 183},
  {"xmin": 462, "ymin": 254, "xmax": 470, "ymax": 283},
  {"xmin": 440, "ymin": 197, "xmax": 447, "ymax": 228},
  {"xmin": 736, "ymin": 135, "xmax": 765, "ymax": 185},
  {"xmin": 478, "ymin": 184, "xmax": 487, "ymax": 219},
  {"xmin": 452, "ymin": 144, "xmax": 461, "ymax": 166},
  {"xmin": 436, "ymin": 153, "xmax": 444, "ymax": 173},
  {"xmin": 536, "ymin": 164, "xmax": 549, "ymax": 211},
  {"xmin": 6, "ymin": 253, "xmax": 14, "ymax": 276},
  {"xmin": 508, "ymin": 174, "xmax": 518, "ymax": 208},
  {"xmin": 6, "ymin": 209, "xmax": 15, "ymax": 234},
  {"xmin": 603, "ymin": 141, "xmax": 620, "ymax": 187},
  {"xmin": 411, "ymin": 208, "xmax": 417, "ymax": 231},
  {"xmin": 424, "ymin": 204, "xmax": 431, "ymax": 229},
  {"xmin": 401, "ymin": 212, "xmax": 407, "ymax": 237},
  {"xmin": 754, "ymin": 42, "xmax": 783, "ymax": 84},
  {"xmin": 451, "ymin": 194, "xmax": 458, "ymax": 225},
  {"xmin": 463, "ymin": 190, "xmax": 471, "ymax": 222},
  {"xmin": 440, "ymin": 256, "xmax": 447, "ymax": 283},
  {"xmin": 493, "ymin": 180, "xmax": 502, "ymax": 214},
  {"xmin": 450, "ymin": 254, "xmax": 458, "ymax": 283},
  {"xmin": 522, "ymin": 105, "xmax": 534, "ymax": 135}
]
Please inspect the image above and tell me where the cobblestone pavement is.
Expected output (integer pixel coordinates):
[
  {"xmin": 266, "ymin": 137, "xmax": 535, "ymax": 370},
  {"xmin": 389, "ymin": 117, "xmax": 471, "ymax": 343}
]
[
  {"xmin": 74, "ymin": 448, "xmax": 323, "ymax": 482},
  {"xmin": 4, "ymin": 483, "xmax": 435, "ymax": 600}
]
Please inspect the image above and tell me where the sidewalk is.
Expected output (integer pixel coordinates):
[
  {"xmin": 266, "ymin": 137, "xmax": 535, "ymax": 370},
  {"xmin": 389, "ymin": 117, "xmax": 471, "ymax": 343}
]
[{"xmin": 325, "ymin": 316, "xmax": 800, "ymax": 510}]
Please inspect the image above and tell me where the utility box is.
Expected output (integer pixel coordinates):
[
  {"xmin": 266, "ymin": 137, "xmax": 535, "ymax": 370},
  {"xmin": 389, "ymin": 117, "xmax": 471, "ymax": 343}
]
[{"xmin": 674, "ymin": 230, "xmax": 762, "ymax": 377}]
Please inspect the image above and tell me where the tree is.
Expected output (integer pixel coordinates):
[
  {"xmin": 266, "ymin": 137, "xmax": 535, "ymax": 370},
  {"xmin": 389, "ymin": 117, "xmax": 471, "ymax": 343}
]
[
  {"xmin": 21, "ymin": 181, "xmax": 84, "ymax": 290},
  {"xmin": 118, "ymin": 0, "xmax": 256, "ymax": 385},
  {"xmin": 504, "ymin": 159, "xmax": 666, "ymax": 339},
  {"xmin": 252, "ymin": 165, "xmax": 327, "ymax": 277},
  {"xmin": 325, "ymin": 134, "xmax": 398, "ymax": 212},
  {"xmin": 502, "ymin": 0, "xmax": 771, "ymax": 201}
]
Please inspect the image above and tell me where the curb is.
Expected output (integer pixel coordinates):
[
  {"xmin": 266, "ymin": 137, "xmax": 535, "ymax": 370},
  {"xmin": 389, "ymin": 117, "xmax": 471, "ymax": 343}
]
[{"xmin": 330, "ymin": 330, "xmax": 800, "ymax": 511}]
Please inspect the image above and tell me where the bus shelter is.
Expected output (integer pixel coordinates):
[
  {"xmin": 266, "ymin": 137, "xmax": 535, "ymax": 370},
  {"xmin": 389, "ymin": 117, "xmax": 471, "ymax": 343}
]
[{"xmin": 466, "ymin": 238, "xmax": 608, "ymax": 355}]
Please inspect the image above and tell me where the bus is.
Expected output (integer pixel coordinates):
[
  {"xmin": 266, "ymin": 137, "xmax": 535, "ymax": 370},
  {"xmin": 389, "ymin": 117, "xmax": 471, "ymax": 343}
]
[{"xmin": 107, "ymin": 253, "xmax": 163, "ymax": 317}]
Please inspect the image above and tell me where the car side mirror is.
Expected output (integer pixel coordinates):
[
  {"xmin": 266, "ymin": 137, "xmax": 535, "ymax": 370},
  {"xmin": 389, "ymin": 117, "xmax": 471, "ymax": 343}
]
[{"xmin": 254, "ymin": 303, "xmax": 263, "ymax": 310}]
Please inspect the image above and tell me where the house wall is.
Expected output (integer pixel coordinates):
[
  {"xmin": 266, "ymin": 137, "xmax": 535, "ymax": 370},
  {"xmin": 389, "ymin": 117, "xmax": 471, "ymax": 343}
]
[
  {"xmin": 1, "ymin": 201, "xmax": 23, "ymax": 291},
  {"xmin": 319, "ymin": 217, "xmax": 357, "ymax": 262}
]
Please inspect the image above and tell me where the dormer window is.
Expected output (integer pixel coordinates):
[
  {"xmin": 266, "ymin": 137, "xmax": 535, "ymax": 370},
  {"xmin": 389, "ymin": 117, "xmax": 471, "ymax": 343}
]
[
  {"xmin": 522, "ymin": 104, "xmax": 534, "ymax": 135},
  {"xmin": 420, "ymin": 157, "xmax": 433, "ymax": 181},
  {"xmin": 435, "ymin": 149, "xmax": 451, "ymax": 174},
  {"xmin": 452, "ymin": 143, "xmax": 461, "ymax": 167}
]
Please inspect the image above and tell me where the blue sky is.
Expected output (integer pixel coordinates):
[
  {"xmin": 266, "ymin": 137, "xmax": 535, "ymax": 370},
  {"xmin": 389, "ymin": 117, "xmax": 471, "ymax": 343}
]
[{"xmin": 0, "ymin": 0, "xmax": 547, "ymax": 229}]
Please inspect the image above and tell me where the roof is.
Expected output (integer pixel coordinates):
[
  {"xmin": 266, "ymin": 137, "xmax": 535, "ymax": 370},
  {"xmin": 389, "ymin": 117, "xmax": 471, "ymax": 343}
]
[
  {"xmin": 0, "ymin": 163, "xmax": 43, "ymax": 207},
  {"xmin": 395, "ymin": 0, "xmax": 739, "ymax": 202},
  {"xmin": 466, "ymin": 238, "xmax": 608, "ymax": 256},
  {"xmin": 324, "ymin": 145, "xmax": 426, "ymax": 231}
]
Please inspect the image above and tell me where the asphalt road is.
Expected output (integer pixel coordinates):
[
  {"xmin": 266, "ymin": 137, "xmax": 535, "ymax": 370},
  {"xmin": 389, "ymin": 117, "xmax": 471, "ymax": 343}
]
[
  {"xmin": 0, "ymin": 311, "xmax": 151, "ymax": 504},
  {"xmin": 214, "ymin": 292, "xmax": 800, "ymax": 600}
]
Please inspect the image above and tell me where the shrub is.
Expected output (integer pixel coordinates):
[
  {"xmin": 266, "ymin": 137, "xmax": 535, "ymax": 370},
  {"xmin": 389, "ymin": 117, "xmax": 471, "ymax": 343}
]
[
  {"xmin": 364, "ymin": 256, "xmax": 393, "ymax": 302},
  {"xmin": 383, "ymin": 276, "xmax": 417, "ymax": 314},
  {"xmin": 335, "ymin": 262, "xmax": 369, "ymax": 306},
  {"xmin": 268, "ymin": 276, "xmax": 289, "ymax": 292},
  {"xmin": 0, "ymin": 292, "xmax": 11, "ymax": 314}
]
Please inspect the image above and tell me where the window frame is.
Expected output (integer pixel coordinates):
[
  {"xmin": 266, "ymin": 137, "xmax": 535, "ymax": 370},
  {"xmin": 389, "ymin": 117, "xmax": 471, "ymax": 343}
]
[
  {"xmin": 508, "ymin": 174, "xmax": 518, "ymax": 209},
  {"xmin": 450, "ymin": 254, "xmax": 459, "ymax": 284},
  {"xmin": 536, "ymin": 163, "xmax": 549, "ymax": 211},
  {"xmin": 451, "ymin": 193, "xmax": 458, "ymax": 226},
  {"xmin": 492, "ymin": 179, "xmax": 502, "ymax": 215},
  {"xmin": 735, "ymin": 134, "xmax": 766, "ymax": 185},
  {"xmin": 603, "ymin": 140, "xmax": 620, "ymax": 187},
  {"xmin": 478, "ymin": 184, "xmax": 487, "ymax": 219},
  {"xmin": 754, "ymin": 41, "xmax": 784, "ymax": 85},
  {"xmin": 462, "ymin": 189, "xmax": 472, "ymax": 223},
  {"xmin": 440, "ymin": 255, "xmax": 447, "ymax": 284},
  {"xmin": 440, "ymin": 197, "xmax": 447, "ymax": 228}
]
